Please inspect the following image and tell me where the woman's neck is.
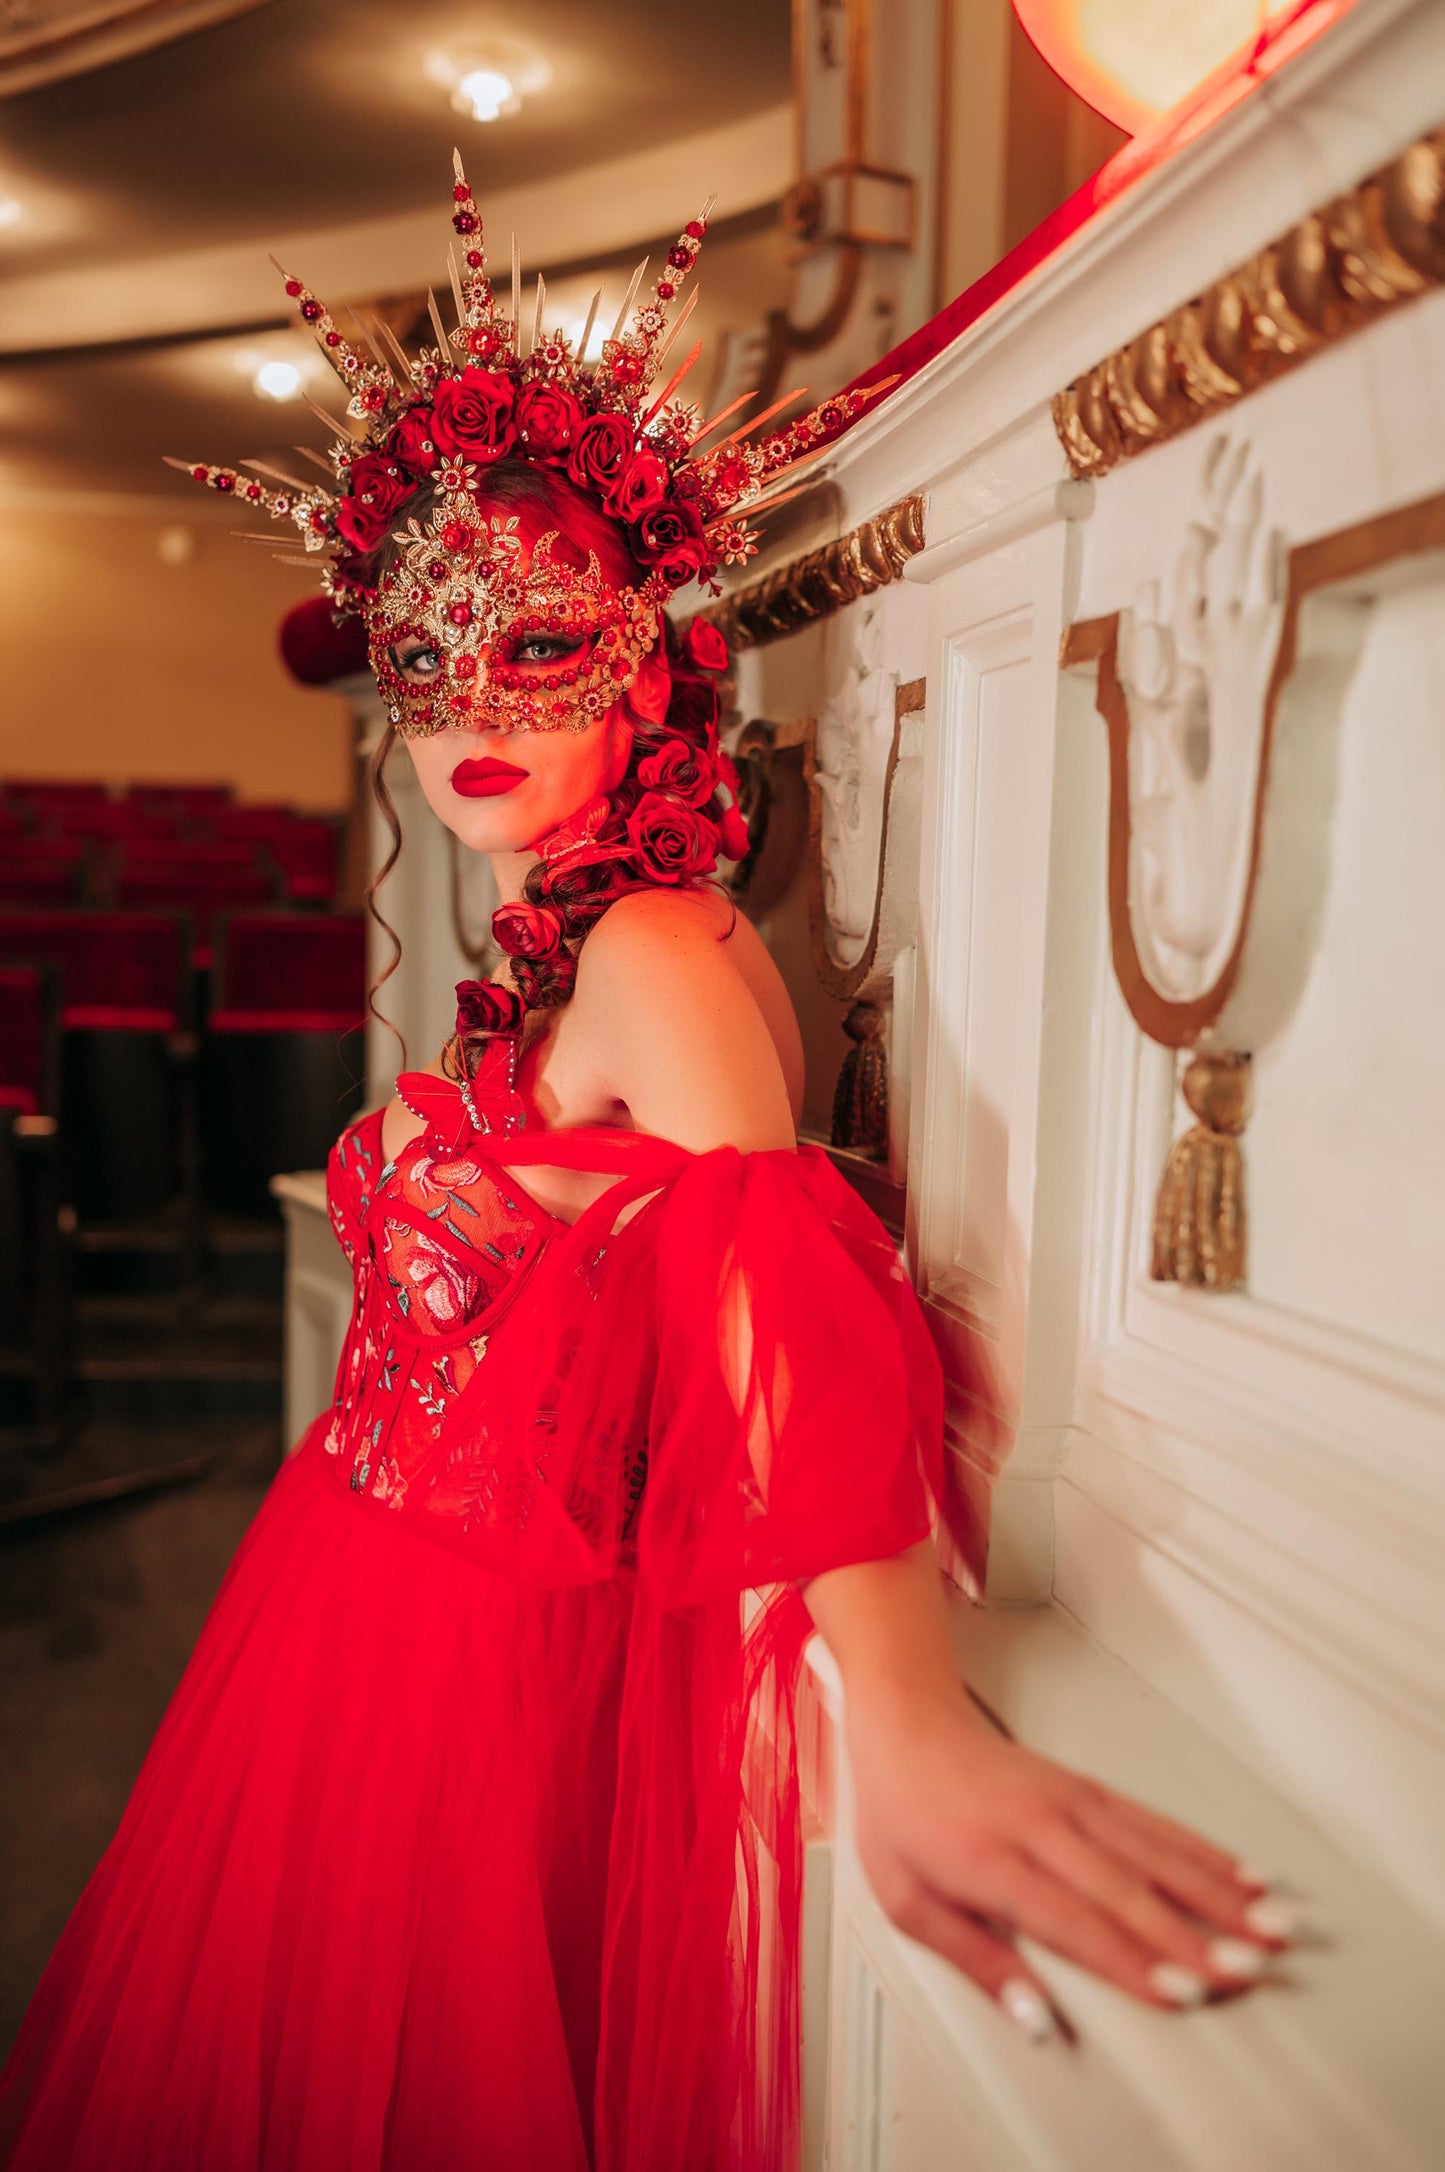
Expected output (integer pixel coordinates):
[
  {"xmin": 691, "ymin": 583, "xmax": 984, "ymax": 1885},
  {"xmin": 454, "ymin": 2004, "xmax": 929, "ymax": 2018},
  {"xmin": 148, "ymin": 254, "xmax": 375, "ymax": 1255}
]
[{"xmin": 488, "ymin": 850, "xmax": 535, "ymax": 904}]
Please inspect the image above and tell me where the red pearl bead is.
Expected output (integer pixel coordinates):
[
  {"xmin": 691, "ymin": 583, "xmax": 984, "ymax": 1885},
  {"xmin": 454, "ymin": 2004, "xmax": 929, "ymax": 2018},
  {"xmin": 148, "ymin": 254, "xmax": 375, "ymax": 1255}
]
[
  {"xmin": 191, "ymin": 464, "xmax": 208, "ymax": 480},
  {"xmin": 325, "ymin": 330, "xmax": 341, "ymax": 347},
  {"xmin": 657, "ymin": 282, "xmax": 675, "ymax": 301},
  {"xmin": 685, "ymin": 221, "xmax": 705, "ymax": 240},
  {"xmin": 215, "ymin": 474, "xmax": 235, "ymax": 493},
  {"xmin": 284, "ymin": 279, "xmax": 303, "ymax": 297},
  {"xmin": 300, "ymin": 300, "xmax": 321, "ymax": 321},
  {"xmin": 465, "ymin": 250, "xmax": 483, "ymax": 268}
]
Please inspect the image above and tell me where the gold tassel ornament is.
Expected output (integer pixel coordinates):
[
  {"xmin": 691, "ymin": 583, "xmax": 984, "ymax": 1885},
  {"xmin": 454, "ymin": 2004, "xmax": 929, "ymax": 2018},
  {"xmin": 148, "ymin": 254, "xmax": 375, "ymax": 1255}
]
[
  {"xmin": 1151, "ymin": 1051, "xmax": 1251, "ymax": 1291},
  {"xmin": 831, "ymin": 1000, "xmax": 890, "ymax": 1159}
]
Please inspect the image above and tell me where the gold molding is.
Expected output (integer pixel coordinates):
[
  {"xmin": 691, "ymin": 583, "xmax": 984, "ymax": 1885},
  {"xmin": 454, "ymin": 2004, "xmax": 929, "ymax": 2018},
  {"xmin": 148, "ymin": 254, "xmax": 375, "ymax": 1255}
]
[
  {"xmin": 1052, "ymin": 125, "xmax": 1445, "ymax": 480},
  {"xmin": 700, "ymin": 494, "xmax": 925, "ymax": 653}
]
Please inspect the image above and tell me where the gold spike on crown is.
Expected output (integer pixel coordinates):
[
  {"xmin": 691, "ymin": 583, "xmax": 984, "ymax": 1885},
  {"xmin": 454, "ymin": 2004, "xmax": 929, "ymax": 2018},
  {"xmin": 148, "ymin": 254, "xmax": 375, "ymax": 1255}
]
[{"xmin": 169, "ymin": 150, "xmax": 891, "ymax": 615}]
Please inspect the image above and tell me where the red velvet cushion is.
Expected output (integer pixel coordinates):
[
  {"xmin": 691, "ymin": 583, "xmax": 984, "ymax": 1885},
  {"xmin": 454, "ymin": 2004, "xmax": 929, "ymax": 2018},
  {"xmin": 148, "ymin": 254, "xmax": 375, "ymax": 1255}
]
[
  {"xmin": 210, "ymin": 911, "xmax": 366, "ymax": 1032},
  {"xmin": 2, "ymin": 781, "xmax": 109, "ymax": 810},
  {"xmin": 0, "ymin": 911, "xmax": 188, "ymax": 1029}
]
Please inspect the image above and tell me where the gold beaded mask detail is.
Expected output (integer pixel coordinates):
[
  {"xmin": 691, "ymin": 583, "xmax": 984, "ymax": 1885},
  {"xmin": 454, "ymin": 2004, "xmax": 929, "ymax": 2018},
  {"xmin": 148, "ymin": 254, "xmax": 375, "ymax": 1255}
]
[{"xmin": 369, "ymin": 492, "xmax": 662, "ymax": 738}]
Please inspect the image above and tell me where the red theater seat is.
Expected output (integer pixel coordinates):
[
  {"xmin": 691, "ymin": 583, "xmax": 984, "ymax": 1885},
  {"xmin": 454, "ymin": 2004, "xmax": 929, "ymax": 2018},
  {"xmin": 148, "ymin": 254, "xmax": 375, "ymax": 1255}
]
[
  {"xmin": 1, "ymin": 839, "xmax": 89, "ymax": 908},
  {"xmin": 112, "ymin": 868, "xmax": 275, "ymax": 965},
  {"xmin": 116, "ymin": 838, "xmax": 261, "ymax": 872},
  {"xmin": 2, "ymin": 781, "xmax": 109, "ymax": 814},
  {"xmin": 127, "ymin": 783, "xmax": 235, "ymax": 821},
  {"xmin": 209, "ymin": 911, "xmax": 366, "ymax": 1034},
  {"xmin": 0, "ymin": 910, "xmax": 190, "ymax": 1031},
  {"xmin": 0, "ymin": 960, "xmax": 61, "ymax": 1116},
  {"xmin": 264, "ymin": 819, "xmax": 339, "ymax": 904}
]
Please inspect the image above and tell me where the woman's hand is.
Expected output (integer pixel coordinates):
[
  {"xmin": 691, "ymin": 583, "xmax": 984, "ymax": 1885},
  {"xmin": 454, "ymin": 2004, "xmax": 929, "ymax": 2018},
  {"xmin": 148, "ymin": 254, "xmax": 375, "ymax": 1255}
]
[{"xmin": 844, "ymin": 1676, "xmax": 1297, "ymax": 2040}]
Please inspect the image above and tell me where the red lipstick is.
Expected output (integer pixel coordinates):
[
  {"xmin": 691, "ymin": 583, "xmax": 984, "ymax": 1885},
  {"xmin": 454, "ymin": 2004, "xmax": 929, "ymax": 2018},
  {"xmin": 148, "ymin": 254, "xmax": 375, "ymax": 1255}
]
[{"xmin": 450, "ymin": 757, "xmax": 528, "ymax": 798}]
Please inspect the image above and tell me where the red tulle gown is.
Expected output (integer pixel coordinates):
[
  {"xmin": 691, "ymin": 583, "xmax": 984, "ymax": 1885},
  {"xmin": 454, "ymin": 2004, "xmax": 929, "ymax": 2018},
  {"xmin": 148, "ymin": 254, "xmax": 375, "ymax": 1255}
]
[{"xmin": 0, "ymin": 1042, "xmax": 960, "ymax": 2171}]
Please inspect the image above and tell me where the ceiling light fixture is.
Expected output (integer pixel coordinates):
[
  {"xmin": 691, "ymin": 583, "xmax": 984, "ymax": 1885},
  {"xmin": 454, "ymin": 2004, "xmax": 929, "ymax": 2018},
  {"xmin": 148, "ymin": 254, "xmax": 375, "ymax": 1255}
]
[
  {"xmin": 425, "ymin": 42, "xmax": 551, "ymax": 127},
  {"xmin": 0, "ymin": 197, "xmax": 23, "ymax": 230},
  {"xmin": 254, "ymin": 359, "xmax": 302, "ymax": 402},
  {"xmin": 456, "ymin": 68, "xmax": 518, "ymax": 123}
]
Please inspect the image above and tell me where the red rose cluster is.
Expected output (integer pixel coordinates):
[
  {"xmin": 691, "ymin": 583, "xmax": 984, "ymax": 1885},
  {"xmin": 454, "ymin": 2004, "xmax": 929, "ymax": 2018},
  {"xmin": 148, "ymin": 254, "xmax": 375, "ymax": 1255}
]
[
  {"xmin": 334, "ymin": 365, "xmax": 715, "ymax": 599},
  {"xmin": 451, "ymin": 616, "xmax": 750, "ymax": 1045}
]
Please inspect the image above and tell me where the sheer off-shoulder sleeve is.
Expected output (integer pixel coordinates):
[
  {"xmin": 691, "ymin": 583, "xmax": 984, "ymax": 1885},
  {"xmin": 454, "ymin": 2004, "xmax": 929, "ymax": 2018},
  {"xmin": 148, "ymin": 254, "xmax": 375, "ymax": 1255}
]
[
  {"xmin": 436, "ymin": 1134, "xmax": 979, "ymax": 2172},
  {"xmin": 443, "ymin": 1136, "xmax": 968, "ymax": 1595}
]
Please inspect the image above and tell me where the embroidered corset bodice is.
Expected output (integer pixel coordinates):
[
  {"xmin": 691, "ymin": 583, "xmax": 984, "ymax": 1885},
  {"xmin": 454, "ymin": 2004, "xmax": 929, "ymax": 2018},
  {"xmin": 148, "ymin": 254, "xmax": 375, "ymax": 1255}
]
[{"xmin": 321, "ymin": 1045, "xmax": 560, "ymax": 1520}]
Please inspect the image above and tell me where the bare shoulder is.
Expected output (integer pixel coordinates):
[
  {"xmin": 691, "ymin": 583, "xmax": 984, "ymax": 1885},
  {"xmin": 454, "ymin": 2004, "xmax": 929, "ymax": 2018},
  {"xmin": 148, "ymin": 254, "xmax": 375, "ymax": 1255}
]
[{"xmin": 573, "ymin": 885, "xmax": 800, "ymax": 1151}]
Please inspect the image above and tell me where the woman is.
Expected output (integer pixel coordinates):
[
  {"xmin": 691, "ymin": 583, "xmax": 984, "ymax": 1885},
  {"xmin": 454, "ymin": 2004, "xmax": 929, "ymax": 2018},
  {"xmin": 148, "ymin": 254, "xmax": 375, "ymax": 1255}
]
[{"xmin": 0, "ymin": 165, "xmax": 1293, "ymax": 2171}]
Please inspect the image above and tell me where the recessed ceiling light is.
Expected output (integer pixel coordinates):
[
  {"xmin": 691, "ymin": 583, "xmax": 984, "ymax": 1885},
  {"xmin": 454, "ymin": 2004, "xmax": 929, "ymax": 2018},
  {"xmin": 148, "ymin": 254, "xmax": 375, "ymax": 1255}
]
[
  {"xmin": 426, "ymin": 42, "xmax": 550, "ymax": 126},
  {"xmin": 456, "ymin": 68, "xmax": 517, "ymax": 123},
  {"xmin": 254, "ymin": 360, "xmax": 302, "ymax": 401},
  {"xmin": 0, "ymin": 198, "xmax": 23, "ymax": 230}
]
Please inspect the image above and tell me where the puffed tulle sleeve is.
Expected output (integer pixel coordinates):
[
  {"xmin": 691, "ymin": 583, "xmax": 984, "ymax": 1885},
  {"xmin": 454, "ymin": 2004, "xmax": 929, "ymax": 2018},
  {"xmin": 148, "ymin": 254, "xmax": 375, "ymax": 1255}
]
[
  {"xmin": 428, "ymin": 1136, "xmax": 983, "ymax": 2172},
  {"xmin": 440, "ymin": 1136, "xmax": 971, "ymax": 1598}
]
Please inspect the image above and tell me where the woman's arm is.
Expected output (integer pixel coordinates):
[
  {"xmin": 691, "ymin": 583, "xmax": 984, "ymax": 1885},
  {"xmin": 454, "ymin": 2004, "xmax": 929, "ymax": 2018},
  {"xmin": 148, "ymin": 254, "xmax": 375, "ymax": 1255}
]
[
  {"xmin": 586, "ymin": 892, "xmax": 1297, "ymax": 2038},
  {"xmin": 803, "ymin": 1545, "xmax": 1293, "ymax": 2037}
]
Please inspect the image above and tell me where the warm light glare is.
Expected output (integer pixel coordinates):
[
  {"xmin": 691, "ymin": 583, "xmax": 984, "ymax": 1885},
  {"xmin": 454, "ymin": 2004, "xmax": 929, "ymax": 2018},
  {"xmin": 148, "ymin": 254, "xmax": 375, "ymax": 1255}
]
[
  {"xmin": 0, "ymin": 198, "xmax": 23, "ymax": 230},
  {"xmin": 457, "ymin": 68, "xmax": 515, "ymax": 122},
  {"xmin": 1012, "ymin": 0, "xmax": 1304, "ymax": 133},
  {"xmin": 255, "ymin": 360, "xmax": 302, "ymax": 402}
]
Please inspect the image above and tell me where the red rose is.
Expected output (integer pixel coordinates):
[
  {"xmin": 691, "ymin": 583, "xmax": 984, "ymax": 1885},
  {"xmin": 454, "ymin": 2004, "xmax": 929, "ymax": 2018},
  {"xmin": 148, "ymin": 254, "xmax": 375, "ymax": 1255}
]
[
  {"xmin": 718, "ymin": 803, "xmax": 751, "ymax": 861},
  {"xmin": 626, "ymin": 793, "xmax": 717, "ymax": 884},
  {"xmin": 514, "ymin": 383, "xmax": 583, "ymax": 462},
  {"xmin": 606, "ymin": 451, "xmax": 669, "ymax": 522},
  {"xmin": 335, "ymin": 455, "xmax": 415, "ymax": 552},
  {"xmin": 430, "ymin": 369, "xmax": 516, "ymax": 462},
  {"xmin": 686, "ymin": 620, "xmax": 729, "ymax": 673},
  {"xmin": 567, "ymin": 412, "xmax": 635, "ymax": 499},
  {"xmin": 454, "ymin": 977, "xmax": 523, "ymax": 1037},
  {"xmin": 385, "ymin": 407, "xmax": 440, "ymax": 478},
  {"xmin": 636, "ymin": 736, "xmax": 714, "ymax": 807},
  {"xmin": 491, "ymin": 901, "xmax": 564, "ymax": 959},
  {"xmin": 632, "ymin": 502, "xmax": 707, "ymax": 593}
]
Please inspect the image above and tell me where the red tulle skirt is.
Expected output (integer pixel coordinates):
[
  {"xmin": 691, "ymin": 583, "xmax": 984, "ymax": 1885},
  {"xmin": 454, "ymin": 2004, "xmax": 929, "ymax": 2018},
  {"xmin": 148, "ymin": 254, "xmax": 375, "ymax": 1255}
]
[{"xmin": 0, "ymin": 1424, "xmax": 652, "ymax": 2171}]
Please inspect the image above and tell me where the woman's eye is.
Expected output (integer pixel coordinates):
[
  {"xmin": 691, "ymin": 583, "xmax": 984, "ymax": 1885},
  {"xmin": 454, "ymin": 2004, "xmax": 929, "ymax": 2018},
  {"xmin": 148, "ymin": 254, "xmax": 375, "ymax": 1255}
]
[
  {"xmin": 513, "ymin": 633, "xmax": 585, "ymax": 666},
  {"xmin": 393, "ymin": 644, "xmax": 441, "ymax": 683}
]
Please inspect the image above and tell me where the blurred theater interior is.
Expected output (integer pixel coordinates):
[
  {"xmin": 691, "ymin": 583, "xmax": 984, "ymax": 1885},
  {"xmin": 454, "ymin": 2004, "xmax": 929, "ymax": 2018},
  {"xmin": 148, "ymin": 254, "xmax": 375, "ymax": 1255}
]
[{"xmin": 1, "ymin": 0, "xmax": 1442, "ymax": 2161}]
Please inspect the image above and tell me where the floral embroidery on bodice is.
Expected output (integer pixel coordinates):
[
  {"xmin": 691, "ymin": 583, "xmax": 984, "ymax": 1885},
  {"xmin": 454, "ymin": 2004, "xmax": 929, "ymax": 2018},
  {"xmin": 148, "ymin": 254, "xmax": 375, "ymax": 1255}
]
[{"xmin": 322, "ymin": 1040, "xmax": 558, "ymax": 1521}]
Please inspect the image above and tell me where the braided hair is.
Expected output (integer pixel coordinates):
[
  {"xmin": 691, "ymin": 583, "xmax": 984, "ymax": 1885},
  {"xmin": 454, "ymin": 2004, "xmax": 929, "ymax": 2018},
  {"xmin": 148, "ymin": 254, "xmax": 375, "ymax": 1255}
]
[{"xmin": 364, "ymin": 460, "xmax": 744, "ymax": 1080}]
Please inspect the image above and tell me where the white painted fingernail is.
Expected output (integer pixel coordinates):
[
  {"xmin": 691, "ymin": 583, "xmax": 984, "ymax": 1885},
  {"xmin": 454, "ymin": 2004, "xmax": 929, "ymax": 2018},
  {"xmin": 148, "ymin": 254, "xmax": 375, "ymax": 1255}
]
[
  {"xmin": 1149, "ymin": 1963, "xmax": 1210, "ymax": 2007},
  {"xmin": 1000, "ymin": 1977, "xmax": 1057, "ymax": 2043},
  {"xmin": 1243, "ymin": 1896, "xmax": 1300, "ymax": 1940},
  {"xmin": 1207, "ymin": 1938, "xmax": 1268, "ymax": 1979}
]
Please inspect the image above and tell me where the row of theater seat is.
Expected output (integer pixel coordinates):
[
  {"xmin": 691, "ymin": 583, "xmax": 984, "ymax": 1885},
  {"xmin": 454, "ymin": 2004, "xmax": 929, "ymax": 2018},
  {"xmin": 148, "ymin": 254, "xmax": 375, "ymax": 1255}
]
[
  {"xmin": 1, "ymin": 905, "xmax": 368, "ymax": 1433},
  {"xmin": 1, "ymin": 787, "xmax": 340, "ymax": 923}
]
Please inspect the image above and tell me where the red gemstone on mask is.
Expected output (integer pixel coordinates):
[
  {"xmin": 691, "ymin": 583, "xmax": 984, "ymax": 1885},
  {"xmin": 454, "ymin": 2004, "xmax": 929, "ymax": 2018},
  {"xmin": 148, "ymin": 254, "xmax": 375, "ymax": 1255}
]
[
  {"xmin": 191, "ymin": 464, "xmax": 208, "ymax": 480},
  {"xmin": 325, "ymin": 331, "xmax": 341, "ymax": 348},
  {"xmin": 452, "ymin": 182, "xmax": 470, "ymax": 202},
  {"xmin": 452, "ymin": 654, "xmax": 477, "ymax": 679},
  {"xmin": 284, "ymin": 279, "xmax": 304, "ymax": 298},
  {"xmin": 685, "ymin": 221, "xmax": 705, "ymax": 239},
  {"xmin": 300, "ymin": 300, "xmax": 322, "ymax": 321},
  {"xmin": 453, "ymin": 212, "xmax": 479, "ymax": 235},
  {"xmin": 310, "ymin": 509, "xmax": 329, "ymax": 533},
  {"xmin": 656, "ymin": 282, "xmax": 675, "ymax": 301},
  {"xmin": 427, "ymin": 560, "xmax": 448, "ymax": 581},
  {"xmin": 667, "ymin": 247, "xmax": 689, "ymax": 270},
  {"xmin": 465, "ymin": 250, "xmax": 483, "ymax": 268},
  {"xmin": 246, "ymin": 483, "xmax": 263, "ymax": 499},
  {"xmin": 215, "ymin": 473, "xmax": 235, "ymax": 492},
  {"xmin": 447, "ymin": 602, "xmax": 472, "ymax": 627}
]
